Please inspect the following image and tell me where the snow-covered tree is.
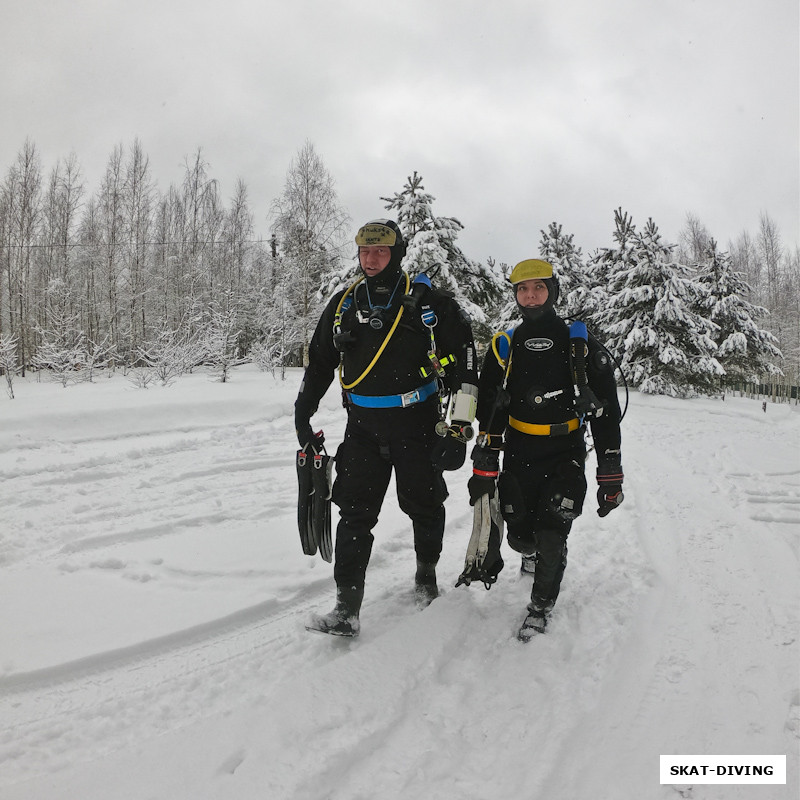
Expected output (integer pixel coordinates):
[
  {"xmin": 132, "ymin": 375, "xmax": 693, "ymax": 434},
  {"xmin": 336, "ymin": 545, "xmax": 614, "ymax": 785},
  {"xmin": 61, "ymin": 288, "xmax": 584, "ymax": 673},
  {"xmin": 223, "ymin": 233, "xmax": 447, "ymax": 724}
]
[
  {"xmin": 137, "ymin": 324, "xmax": 200, "ymax": 386},
  {"xmin": 583, "ymin": 209, "xmax": 640, "ymax": 341},
  {"xmin": 252, "ymin": 258, "xmax": 304, "ymax": 379},
  {"xmin": 538, "ymin": 222, "xmax": 587, "ymax": 320},
  {"xmin": 33, "ymin": 330, "xmax": 87, "ymax": 387},
  {"xmin": 203, "ymin": 298, "xmax": 242, "ymax": 383},
  {"xmin": 695, "ymin": 239, "xmax": 782, "ymax": 387},
  {"xmin": 1, "ymin": 139, "xmax": 42, "ymax": 374},
  {"xmin": 270, "ymin": 142, "xmax": 350, "ymax": 365},
  {"xmin": 382, "ymin": 172, "xmax": 507, "ymax": 346},
  {"xmin": 596, "ymin": 216, "xmax": 723, "ymax": 397},
  {"xmin": 33, "ymin": 279, "xmax": 88, "ymax": 386},
  {"xmin": 82, "ymin": 336, "xmax": 116, "ymax": 383},
  {"xmin": 0, "ymin": 333, "xmax": 19, "ymax": 398},
  {"xmin": 676, "ymin": 212, "xmax": 712, "ymax": 266}
]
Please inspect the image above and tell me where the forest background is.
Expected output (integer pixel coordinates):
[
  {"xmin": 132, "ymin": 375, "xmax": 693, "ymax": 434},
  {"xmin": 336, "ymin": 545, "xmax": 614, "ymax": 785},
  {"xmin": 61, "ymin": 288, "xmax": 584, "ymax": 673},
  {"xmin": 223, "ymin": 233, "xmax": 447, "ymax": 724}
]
[{"xmin": 0, "ymin": 138, "xmax": 797, "ymax": 401}]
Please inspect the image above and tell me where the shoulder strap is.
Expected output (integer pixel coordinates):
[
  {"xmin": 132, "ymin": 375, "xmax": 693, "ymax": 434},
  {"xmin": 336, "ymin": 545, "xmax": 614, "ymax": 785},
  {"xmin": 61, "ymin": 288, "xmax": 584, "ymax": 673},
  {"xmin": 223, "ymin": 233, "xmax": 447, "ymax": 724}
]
[
  {"xmin": 338, "ymin": 272, "xmax": 410, "ymax": 390},
  {"xmin": 491, "ymin": 326, "xmax": 516, "ymax": 368}
]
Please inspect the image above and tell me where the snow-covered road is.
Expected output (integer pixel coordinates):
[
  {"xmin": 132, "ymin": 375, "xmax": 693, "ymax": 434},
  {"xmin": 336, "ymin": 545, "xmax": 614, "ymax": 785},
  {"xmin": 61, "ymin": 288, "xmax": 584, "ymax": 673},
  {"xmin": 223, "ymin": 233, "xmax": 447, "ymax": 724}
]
[{"xmin": 1, "ymin": 367, "xmax": 797, "ymax": 798}]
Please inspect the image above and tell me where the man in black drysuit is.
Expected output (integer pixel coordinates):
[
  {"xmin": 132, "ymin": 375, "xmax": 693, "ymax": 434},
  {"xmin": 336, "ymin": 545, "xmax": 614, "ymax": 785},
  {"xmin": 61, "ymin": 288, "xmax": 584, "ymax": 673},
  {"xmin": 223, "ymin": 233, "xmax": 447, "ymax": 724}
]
[
  {"xmin": 295, "ymin": 219, "xmax": 478, "ymax": 637},
  {"xmin": 460, "ymin": 258, "xmax": 624, "ymax": 641}
]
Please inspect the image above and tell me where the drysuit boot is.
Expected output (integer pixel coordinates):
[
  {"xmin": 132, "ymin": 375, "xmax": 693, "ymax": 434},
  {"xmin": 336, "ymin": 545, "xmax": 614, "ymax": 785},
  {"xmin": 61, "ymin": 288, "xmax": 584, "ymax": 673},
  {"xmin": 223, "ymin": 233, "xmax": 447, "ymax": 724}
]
[
  {"xmin": 517, "ymin": 593, "xmax": 555, "ymax": 642},
  {"xmin": 414, "ymin": 559, "xmax": 439, "ymax": 608},
  {"xmin": 307, "ymin": 585, "xmax": 364, "ymax": 637}
]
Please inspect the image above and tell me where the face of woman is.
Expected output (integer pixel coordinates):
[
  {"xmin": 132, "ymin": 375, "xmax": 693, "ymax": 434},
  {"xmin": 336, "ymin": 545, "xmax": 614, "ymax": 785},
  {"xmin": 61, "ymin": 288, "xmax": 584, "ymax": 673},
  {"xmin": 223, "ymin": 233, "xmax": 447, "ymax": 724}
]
[{"xmin": 516, "ymin": 279, "xmax": 549, "ymax": 307}]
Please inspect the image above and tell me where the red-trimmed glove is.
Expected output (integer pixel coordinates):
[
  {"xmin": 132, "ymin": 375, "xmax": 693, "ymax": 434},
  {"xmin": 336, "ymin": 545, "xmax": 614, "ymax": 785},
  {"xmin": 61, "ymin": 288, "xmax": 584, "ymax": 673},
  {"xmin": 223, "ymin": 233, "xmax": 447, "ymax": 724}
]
[
  {"xmin": 596, "ymin": 456, "xmax": 624, "ymax": 517},
  {"xmin": 467, "ymin": 447, "xmax": 500, "ymax": 506},
  {"xmin": 296, "ymin": 421, "xmax": 325, "ymax": 450}
]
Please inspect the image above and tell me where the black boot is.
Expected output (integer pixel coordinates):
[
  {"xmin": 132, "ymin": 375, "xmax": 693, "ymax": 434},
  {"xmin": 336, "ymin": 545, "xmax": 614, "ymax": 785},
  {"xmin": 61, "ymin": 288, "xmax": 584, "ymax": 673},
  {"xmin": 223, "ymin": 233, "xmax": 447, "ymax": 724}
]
[
  {"xmin": 306, "ymin": 585, "xmax": 364, "ymax": 637},
  {"xmin": 517, "ymin": 593, "xmax": 554, "ymax": 642},
  {"xmin": 414, "ymin": 559, "xmax": 439, "ymax": 608}
]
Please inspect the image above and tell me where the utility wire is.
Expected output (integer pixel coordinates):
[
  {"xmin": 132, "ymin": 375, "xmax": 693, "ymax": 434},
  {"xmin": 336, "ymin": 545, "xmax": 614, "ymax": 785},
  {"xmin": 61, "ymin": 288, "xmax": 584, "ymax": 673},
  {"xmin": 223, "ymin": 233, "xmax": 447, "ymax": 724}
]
[{"xmin": 0, "ymin": 239, "xmax": 272, "ymax": 249}]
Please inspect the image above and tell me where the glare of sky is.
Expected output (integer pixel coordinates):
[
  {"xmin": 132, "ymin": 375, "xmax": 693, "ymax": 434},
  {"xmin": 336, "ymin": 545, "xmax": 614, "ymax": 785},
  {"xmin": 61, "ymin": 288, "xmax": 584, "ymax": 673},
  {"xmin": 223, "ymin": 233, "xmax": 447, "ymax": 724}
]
[{"xmin": 1, "ymin": 0, "xmax": 797, "ymax": 265}]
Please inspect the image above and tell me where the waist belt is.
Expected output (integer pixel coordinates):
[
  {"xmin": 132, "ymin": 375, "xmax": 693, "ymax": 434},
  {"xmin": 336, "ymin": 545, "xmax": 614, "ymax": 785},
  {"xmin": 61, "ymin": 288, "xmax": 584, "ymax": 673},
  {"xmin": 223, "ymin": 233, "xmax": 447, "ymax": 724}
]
[
  {"xmin": 347, "ymin": 380, "xmax": 438, "ymax": 409},
  {"xmin": 508, "ymin": 415, "xmax": 580, "ymax": 436}
]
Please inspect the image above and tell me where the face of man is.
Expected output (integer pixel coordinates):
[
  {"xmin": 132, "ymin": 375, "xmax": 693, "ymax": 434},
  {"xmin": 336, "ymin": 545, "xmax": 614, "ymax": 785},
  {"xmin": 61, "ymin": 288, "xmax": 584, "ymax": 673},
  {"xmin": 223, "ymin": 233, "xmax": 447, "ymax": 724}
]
[
  {"xmin": 358, "ymin": 245, "xmax": 392, "ymax": 277},
  {"xmin": 516, "ymin": 278, "xmax": 549, "ymax": 308}
]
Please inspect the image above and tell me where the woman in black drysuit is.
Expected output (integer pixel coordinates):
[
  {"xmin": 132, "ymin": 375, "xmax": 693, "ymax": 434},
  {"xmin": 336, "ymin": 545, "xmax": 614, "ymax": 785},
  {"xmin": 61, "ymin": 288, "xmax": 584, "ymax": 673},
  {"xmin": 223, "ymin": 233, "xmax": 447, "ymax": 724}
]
[
  {"xmin": 459, "ymin": 258, "xmax": 624, "ymax": 641},
  {"xmin": 295, "ymin": 219, "xmax": 478, "ymax": 637}
]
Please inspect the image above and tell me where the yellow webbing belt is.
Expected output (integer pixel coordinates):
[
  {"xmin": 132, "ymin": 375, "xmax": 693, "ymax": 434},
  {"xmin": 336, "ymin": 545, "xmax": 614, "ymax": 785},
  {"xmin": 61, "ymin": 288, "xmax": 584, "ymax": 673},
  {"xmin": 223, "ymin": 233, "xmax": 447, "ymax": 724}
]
[{"xmin": 508, "ymin": 416, "xmax": 580, "ymax": 436}]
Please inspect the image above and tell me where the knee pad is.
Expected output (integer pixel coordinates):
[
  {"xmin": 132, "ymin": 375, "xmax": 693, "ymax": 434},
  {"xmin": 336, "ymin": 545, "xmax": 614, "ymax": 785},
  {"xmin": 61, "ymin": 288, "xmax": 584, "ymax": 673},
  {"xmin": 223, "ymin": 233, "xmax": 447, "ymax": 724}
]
[{"xmin": 545, "ymin": 459, "xmax": 587, "ymax": 521}]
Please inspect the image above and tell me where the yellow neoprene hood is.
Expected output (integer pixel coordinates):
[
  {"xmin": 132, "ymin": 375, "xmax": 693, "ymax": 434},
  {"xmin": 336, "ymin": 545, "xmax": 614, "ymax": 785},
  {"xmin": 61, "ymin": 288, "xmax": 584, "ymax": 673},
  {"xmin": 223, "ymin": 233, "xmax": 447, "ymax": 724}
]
[{"xmin": 509, "ymin": 259, "xmax": 554, "ymax": 284}]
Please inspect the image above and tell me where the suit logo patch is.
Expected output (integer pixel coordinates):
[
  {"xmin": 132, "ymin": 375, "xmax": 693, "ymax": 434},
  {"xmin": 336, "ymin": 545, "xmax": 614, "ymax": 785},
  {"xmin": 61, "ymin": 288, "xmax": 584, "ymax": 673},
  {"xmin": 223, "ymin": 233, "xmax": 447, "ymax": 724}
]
[{"xmin": 524, "ymin": 338, "xmax": 554, "ymax": 351}]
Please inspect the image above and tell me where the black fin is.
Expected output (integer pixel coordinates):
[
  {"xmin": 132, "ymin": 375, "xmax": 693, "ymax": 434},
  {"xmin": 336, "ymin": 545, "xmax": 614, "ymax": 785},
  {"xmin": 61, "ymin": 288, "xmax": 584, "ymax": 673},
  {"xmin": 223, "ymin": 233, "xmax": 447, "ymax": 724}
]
[
  {"xmin": 310, "ymin": 452, "xmax": 334, "ymax": 562},
  {"xmin": 296, "ymin": 449, "xmax": 317, "ymax": 556}
]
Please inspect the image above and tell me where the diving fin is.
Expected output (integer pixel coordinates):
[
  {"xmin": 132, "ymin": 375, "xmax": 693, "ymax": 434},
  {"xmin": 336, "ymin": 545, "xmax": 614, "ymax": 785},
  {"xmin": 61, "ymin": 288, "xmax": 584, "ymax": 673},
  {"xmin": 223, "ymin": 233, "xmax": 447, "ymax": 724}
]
[
  {"xmin": 310, "ymin": 451, "xmax": 334, "ymax": 563},
  {"xmin": 296, "ymin": 447, "xmax": 317, "ymax": 556},
  {"xmin": 456, "ymin": 493, "xmax": 504, "ymax": 589}
]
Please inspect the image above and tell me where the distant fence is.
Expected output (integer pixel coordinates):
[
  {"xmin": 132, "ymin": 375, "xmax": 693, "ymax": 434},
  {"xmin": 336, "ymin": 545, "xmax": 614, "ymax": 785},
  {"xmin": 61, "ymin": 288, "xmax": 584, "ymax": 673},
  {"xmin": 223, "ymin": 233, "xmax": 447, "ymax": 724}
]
[{"xmin": 725, "ymin": 381, "xmax": 798, "ymax": 402}]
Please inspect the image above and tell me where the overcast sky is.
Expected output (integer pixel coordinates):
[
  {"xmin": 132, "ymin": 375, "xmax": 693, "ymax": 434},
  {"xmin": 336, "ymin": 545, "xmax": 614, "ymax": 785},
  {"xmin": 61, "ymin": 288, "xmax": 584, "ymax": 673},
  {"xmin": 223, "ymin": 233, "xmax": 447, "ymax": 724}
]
[{"xmin": 2, "ymin": 0, "xmax": 798, "ymax": 266}]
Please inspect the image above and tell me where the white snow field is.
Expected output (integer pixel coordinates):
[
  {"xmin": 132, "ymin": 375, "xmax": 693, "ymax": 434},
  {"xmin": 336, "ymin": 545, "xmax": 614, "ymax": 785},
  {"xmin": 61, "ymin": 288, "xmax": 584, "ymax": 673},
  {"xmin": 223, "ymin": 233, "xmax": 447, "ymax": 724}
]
[{"xmin": 1, "ymin": 365, "xmax": 798, "ymax": 799}]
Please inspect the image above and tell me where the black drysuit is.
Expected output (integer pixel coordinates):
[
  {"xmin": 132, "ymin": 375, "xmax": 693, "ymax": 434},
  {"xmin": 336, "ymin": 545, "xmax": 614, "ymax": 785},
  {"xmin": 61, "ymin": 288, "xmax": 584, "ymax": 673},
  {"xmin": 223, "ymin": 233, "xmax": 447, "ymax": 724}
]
[
  {"xmin": 295, "ymin": 272, "xmax": 478, "ymax": 591},
  {"xmin": 476, "ymin": 308, "xmax": 622, "ymax": 605}
]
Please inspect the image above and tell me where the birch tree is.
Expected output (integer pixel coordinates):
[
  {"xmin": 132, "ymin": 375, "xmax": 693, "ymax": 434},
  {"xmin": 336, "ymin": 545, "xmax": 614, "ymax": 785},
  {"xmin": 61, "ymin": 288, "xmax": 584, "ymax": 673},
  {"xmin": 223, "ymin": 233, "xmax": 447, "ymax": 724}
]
[
  {"xmin": 122, "ymin": 138, "xmax": 155, "ymax": 356},
  {"xmin": 1, "ymin": 139, "xmax": 42, "ymax": 373},
  {"xmin": 270, "ymin": 141, "xmax": 349, "ymax": 365}
]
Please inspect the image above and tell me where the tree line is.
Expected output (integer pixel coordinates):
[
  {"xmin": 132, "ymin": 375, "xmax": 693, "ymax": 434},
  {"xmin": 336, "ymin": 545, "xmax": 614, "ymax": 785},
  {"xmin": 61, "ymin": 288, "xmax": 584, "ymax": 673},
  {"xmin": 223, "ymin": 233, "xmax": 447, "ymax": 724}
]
[{"xmin": 1, "ymin": 137, "xmax": 797, "ymax": 401}]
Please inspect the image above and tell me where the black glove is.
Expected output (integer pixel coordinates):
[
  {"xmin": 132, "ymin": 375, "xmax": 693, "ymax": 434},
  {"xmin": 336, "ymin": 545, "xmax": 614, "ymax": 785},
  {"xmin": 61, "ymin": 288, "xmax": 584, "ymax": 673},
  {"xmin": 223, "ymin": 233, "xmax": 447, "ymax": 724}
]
[
  {"xmin": 296, "ymin": 421, "xmax": 324, "ymax": 450},
  {"xmin": 596, "ymin": 456, "xmax": 624, "ymax": 517},
  {"xmin": 467, "ymin": 447, "xmax": 500, "ymax": 506},
  {"xmin": 431, "ymin": 423, "xmax": 471, "ymax": 471}
]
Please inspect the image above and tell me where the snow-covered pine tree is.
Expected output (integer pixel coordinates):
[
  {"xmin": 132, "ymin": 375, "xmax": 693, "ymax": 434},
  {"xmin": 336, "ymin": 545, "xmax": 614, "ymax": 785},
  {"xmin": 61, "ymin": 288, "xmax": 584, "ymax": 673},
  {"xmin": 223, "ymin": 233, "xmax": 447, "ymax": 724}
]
[
  {"xmin": 596, "ymin": 215, "xmax": 723, "ymax": 397},
  {"xmin": 583, "ymin": 209, "xmax": 639, "ymax": 341},
  {"xmin": 381, "ymin": 172, "xmax": 506, "ymax": 346},
  {"xmin": 538, "ymin": 222, "xmax": 587, "ymax": 320},
  {"xmin": 695, "ymin": 239, "xmax": 782, "ymax": 390}
]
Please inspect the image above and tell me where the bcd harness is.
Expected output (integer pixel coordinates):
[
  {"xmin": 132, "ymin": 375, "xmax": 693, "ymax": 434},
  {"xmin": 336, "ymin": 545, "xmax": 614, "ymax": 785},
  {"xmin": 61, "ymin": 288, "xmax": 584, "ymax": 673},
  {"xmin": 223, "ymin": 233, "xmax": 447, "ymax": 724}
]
[
  {"xmin": 333, "ymin": 272, "xmax": 457, "ymax": 410},
  {"xmin": 479, "ymin": 320, "xmax": 604, "ymax": 442}
]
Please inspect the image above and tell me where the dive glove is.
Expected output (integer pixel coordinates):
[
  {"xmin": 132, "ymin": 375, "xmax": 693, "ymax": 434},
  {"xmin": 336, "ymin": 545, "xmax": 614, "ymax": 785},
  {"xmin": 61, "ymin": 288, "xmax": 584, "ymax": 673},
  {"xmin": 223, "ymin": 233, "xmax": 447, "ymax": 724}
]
[
  {"xmin": 467, "ymin": 447, "xmax": 500, "ymax": 505},
  {"xmin": 297, "ymin": 421, "xmax": 325, "ymax": 450},
  {"xmin": 596, "ymin": 455, "xmax": 624, "ymax": 517},
  {"xmin": 431, "ymin": 421, "xmax": 471, "ymax": 471}
]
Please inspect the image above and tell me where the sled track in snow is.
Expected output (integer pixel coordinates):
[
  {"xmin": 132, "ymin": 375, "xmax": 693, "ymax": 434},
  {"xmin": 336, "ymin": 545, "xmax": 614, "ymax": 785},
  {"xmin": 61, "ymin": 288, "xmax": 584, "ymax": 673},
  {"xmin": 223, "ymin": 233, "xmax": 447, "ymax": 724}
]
[
  {"xmin": 0, "ymin": 590, "xmax": 317, "ymax": 695},
  {"xmin": 0, "ymin": 574, "xmax": 338, "ymax": 786}
]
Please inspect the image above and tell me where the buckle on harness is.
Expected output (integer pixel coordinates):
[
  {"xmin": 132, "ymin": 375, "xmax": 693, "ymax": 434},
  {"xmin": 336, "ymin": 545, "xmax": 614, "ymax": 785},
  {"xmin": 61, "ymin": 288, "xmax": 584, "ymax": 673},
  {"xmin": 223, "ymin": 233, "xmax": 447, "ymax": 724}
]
[{"xmin": 400, "ymin": 388, "xmax": 421, "ymax": 407}]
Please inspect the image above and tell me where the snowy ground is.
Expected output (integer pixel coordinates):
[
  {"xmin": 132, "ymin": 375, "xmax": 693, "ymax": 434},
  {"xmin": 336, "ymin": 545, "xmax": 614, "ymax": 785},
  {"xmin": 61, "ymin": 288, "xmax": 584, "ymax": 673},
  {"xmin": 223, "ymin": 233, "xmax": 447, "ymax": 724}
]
[{"xmin": 1, "ymin": 365, "xmax": 798, "ymax": 799}]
